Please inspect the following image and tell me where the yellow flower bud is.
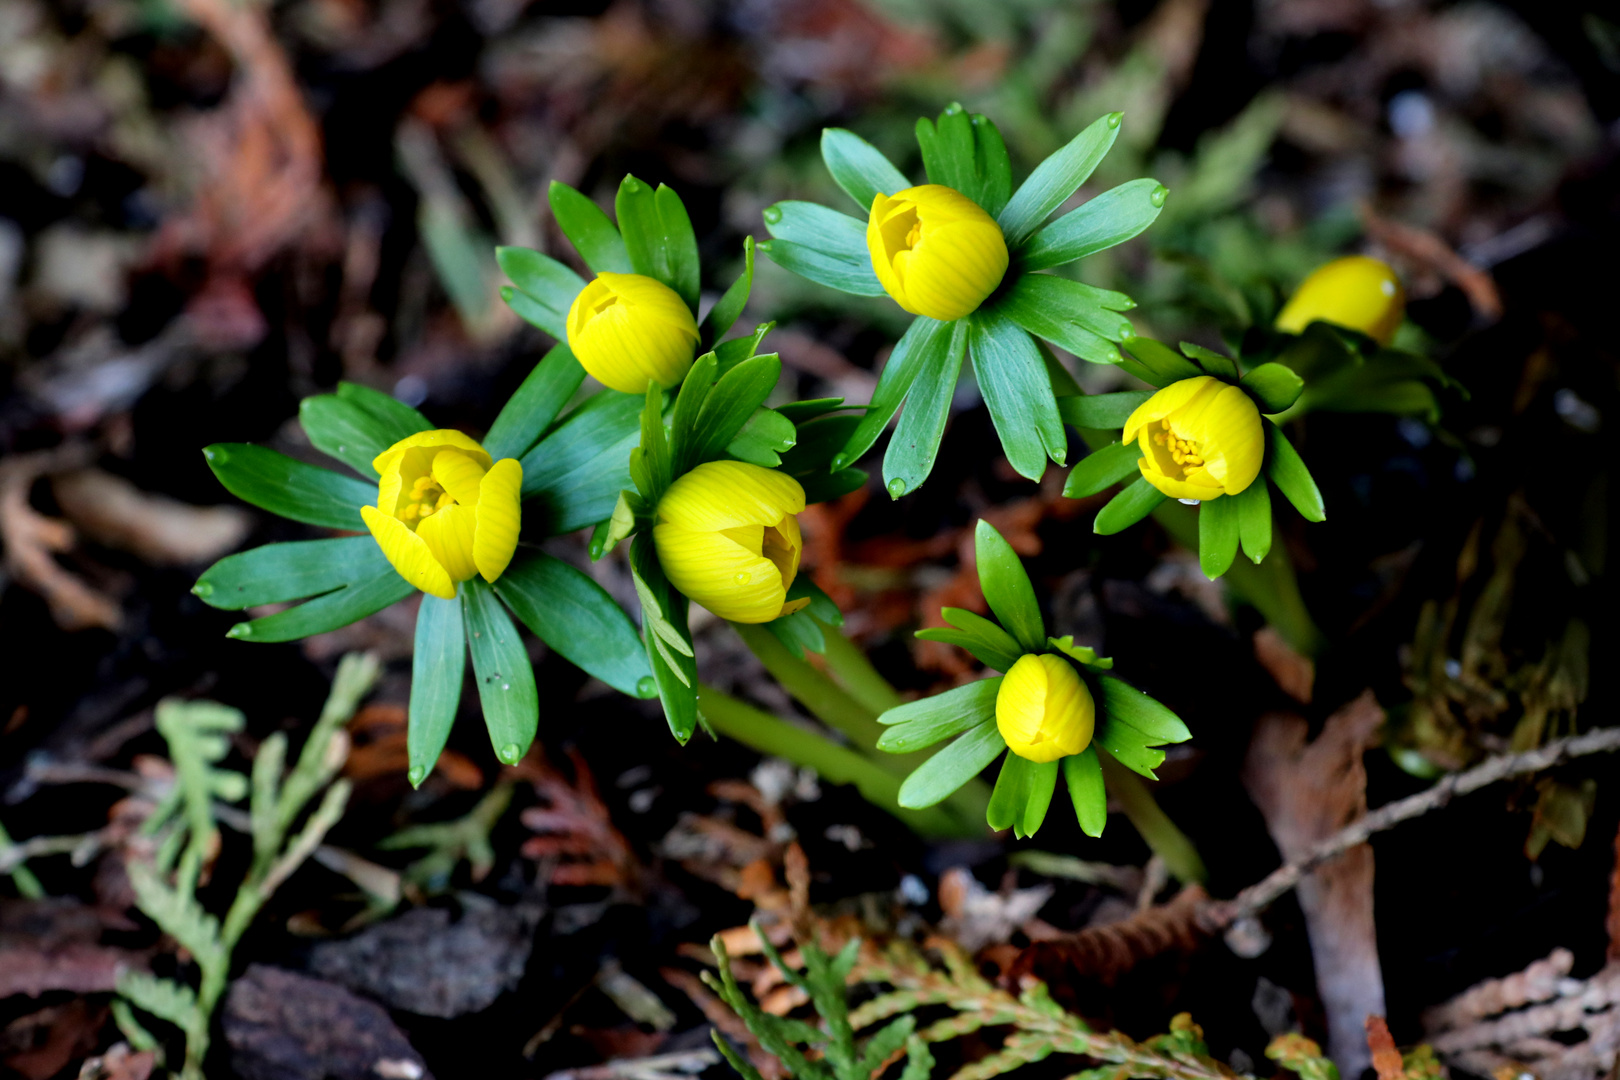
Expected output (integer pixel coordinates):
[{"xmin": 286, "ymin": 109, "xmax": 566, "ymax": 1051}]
[
  {"xmin": 566, "ymin": 272, "xmax": 699, "ymax": 394},
  {"xmin": 653, "ymin": 461, "xmax": 811, "ymax": 624},
  {"xmin": 360, "ymin": 430, "xmax": 523, "ymax": 601},
  {"xmin": 997, "ymin": 653, "xmax": 1095, "ymax": 763},
  {"xmin": 1122, "ymin": 376, "xmax": 1263, "ymax": 502},
  {"xmin": 1275, "ymin": 255, "xmax": 1405, "ymax": 346},
  {"xmin": 867, "ymin": 184, "xmax": 1009, "ymax": 321}
]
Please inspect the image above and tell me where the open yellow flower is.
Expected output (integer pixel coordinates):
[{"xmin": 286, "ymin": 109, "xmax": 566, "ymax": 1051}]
[
  {"xmin": 566, "ymin": 272, "xmax": 699, "ymax": 394},
  {"xmin": 1275, "ymin": 255, "xmax": 1405, "ymax": 346},
  {"xmin": 867, "ymin": 184, "xmax": 1008, "ymax": 321},
  {"xmin": 1122, "ymin": 376, "xmax": 1263, "ymax": 502},
  {"xmin": 653, "ymin": 461, "xmax": 810, "ymax": 624},
  {"xmin": 997, "ymin": 653, "xmax": 1095, "ymax": 763},
  {"xmin": 360, "ymin": 430, "xmax": 522, "ymax": 601}
]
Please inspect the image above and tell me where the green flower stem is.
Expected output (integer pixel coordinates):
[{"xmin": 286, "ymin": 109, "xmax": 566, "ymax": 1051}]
[
  {"xmin": 732, "ymin": 622, "xmax": 900, "ymax": 771},
  {"xmin": 1097, "ymin": 748, "xmax": 1207, "ymax": 884},
  {"xmin": 698, "ymin": 685, "xmax": 981, "ymax": 838},
  {"xmin": 0, "ymin": 820, "xmax": 44, "ymax": 899},
  {"xmin": 818, "ymin": 625, "xmax": 906, "ymax": 716},
  {"xmin": 1151, "ymin": 501, "xmax": 1326, "ymax": 657}
]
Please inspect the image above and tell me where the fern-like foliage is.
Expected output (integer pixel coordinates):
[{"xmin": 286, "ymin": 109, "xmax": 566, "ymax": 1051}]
[
  {"xmin": 709, "ymin": 920, "xmax": 1246, "ymax": 1080},
  {"xmin": 116, "ymin": 653, "xmax": 379, "ymax": 1079}
]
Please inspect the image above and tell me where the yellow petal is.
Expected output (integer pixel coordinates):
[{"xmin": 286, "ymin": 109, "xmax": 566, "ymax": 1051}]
[
  {"xmin": 474, "ymin": 458, "xmax": 522, "ymax": 583},
  {"xmin": 866, "ymin": 185, "xmax": 1007, "ymax": 321},
  {"xmin": 1136, "ymin": 457, "xmax": 1227, "ymax": 501},
  {"xmin": 1122, "ymin": 376, "xmax": 1219, "ymax": 443},
  {"xmin": 657, "ymin": 461, "xmax": 806, "ymax": 532},
  {"xmin": 1192, "ymin": 384, "xmax": 1263, "ymax": 494},
  {"xmin": 431, "ymin": 449, "xmax": 488, "ymax": 506},
  {"xmin": 416, "ymin": 502, "xmax": 478, "ymax": 582},
  {"xmin": 372, "ymin": 428, "xmax": 491, "ymax": 478},
  {"xmin": 566, "ymin": 272, "xmax": 698, "ymax": 394},
  {"xmin": 866, "ymin": 193, "xmax": 912, "ymax": 310},
  {"xmin": 1275, "ymin": 255, "xmax": 1405, "ymax": 346},
  {"xmin": 654, "ymin": 522, "xmax": 786, "ymax": 623},
  {"xmin": 362, "ymin": 505, "xmax": 454, "ymax": 599},
  {"xmin": 996, "ymin": 653, "xmax": 1094, "ymax": 764}
]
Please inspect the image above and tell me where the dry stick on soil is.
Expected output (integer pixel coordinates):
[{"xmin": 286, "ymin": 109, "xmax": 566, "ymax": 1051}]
[{"xmin": 1202, "ymin": 725, "xmax": 1620, "ymax": 932}]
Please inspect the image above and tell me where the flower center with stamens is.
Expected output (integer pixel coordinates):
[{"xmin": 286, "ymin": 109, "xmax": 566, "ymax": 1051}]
[
  {"xmin": 1152, "ymin": 418, "xmax": 1205, "ymax": 476},
  {"xmin": 401, "ymin": 474, "xmax": 454, "ymax": 526}
]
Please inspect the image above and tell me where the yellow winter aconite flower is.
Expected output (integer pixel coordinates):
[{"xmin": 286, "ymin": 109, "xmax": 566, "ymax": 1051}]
[
  {"xmin": 867, "ymin": 184, "xmax": 1009, "ymax": 321},
  {"xmin": 653, "ymin": 461, "xmax": 810, "ymax": 624},
  {"xmin": 996, "ymin": 653, "xmax": 1095, "ymax": 764},
  {"xmin": 566, "ymin": 272, "xmax": 699, "ymax": 394},
  {"xmin": 1275, "ymin": 255, "xmax": 1406, "ymax": 346},
  {"xmin": 1122, "ymin": 376, "xmax": 1263, "ymax": 502},
  {"xmin": 360, "ymin": 430, "xmax": 522, "ymax": 601}
]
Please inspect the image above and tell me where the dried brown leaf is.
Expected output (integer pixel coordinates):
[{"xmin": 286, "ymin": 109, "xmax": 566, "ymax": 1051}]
[{"xmin": 1011, "ymin": 885, "xmax": 1208, "ymax": 987}]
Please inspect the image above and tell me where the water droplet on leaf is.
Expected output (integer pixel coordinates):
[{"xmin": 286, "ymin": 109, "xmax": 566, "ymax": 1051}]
[
  {"xmin": 1150, "ymin": 185, "xmax": 1169, "ymax": 208},
  {"xmin": 407, "ymin": 766, "xmax": 425, "ymax": 787},
  {"xmin": 762, "ymin": 206, "xmax": 781, "ymax": 224},
  {"xmin": 498, "ymin": 743, "xmax": 521, "ymax": 764},
  {"xmin": 887, "ymin": 477, "xmax": 907, "ymax": 499},
  {"xmin": 830, "ymin": 453, "xmax": 850, "ymax": 471},
  {"xmin": 193, "ymin": 582, "xmax": 212, "ymax": 597},
  {"xmin": 636, "ymin": 676, "xmax": 657, "ymax": 698},
  {"xmin": 1107, "ymin": 112, "xmax": 1123, "ymax": 129}
]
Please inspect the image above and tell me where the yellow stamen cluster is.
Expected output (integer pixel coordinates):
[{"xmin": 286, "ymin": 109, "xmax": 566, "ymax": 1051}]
[
  {"xmin": 401, "ymin": 475, "xmax": 454, "ymax": 523},
  {"xmin": 1153, "ymin": 419, "xmax": 1205, "ymax": 470}
]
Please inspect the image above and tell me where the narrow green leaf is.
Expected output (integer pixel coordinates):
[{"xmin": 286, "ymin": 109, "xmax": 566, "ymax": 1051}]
[
  {"xmin": 999, "ymin": 273, "xmax": 1137, "ymax": 365},
  {"xmin": 759, "ymin": 200, "xmax": 884, "ymax": 296},
  {"xmin": 775, "ymin": 398, "xmax": 848, "ymax": 424},
  {"xmin": 1020, "ymin": 178, "xmax": 1166, "ymax": 272},
  {"xmin": 1242, "ymin": 362, "xmax": 1306, "ymax": 413},
  {"xmin": 800, "ymin": 468, "xmax": 867, "ymax": 505},
  {"xmin": 461, "ymin": 578, "xmax": 539, "ymax": 764},
  {"xmin": 1198, "ymin": 494, "xmax": 1240, "ymax": 579},
  {"xmin": 837, "ymin": 316, "xmax": 950, "ymax": 469},
  {"xmin": 700, "ymin": 236, "xmax": 754, "ymax": 346},
  {"xmin": 1020, "ymin": 759, "xmax": 1059, "ymax": 838},
  {"xmin": 820, "ymin": 128, "xmax": 909, "ymax": 214},
  {"xmin": 882, "ymin": 318, "xmax": 967, "ymax": 497},
  {"xmin": 974, "ymin": 519, "xmax": 1045, "ymax": 652},
  {"xmin": 496, "ymin": 246, "xmax": 587, "ymax": 334},
  {"xmin": 1235, "ymin": 478, "xmax": 1273, "ymax": 563},
  {"xmin": 1093, "ymin": 476, "xmax": 1168, "ymax": 535},
  {"xmin": 1122, "ymin": 337, "xmax": 1203, "ymax": 383},
  {"xmin": 337, "ymin": 381, "xmax": 433, "ymax": 436},
  {"xmin": 876, "ymin": 677, "xmax": 1001, "ymax": 753},
  {"xmin": 1063, "ymin": 748, "xmax": 1107, "ymax": 838},
  {"xmin": 669, "ymin": 352, "xmax": 719, "ymax": 475},
  {"xmin": 897, "ymin": 719, "xmax": 1005, "ymax": 809},
  {"xmin": 501, "ymin": 284, "xmax": 567, "ymax": 340},
  {"xmin": 725, "ymin": 407, "xmax": 796, "ymax": 467},
  {"xmin": 967, "ymin": 309, "xmax": 1066, "ymax": 480},
  {"xmin": 713, "ymin": 322, "xmax": 773, "ymax": 378},
  {"xmin": 1062, "ymin": 440, "xmax": 1143, "ymax": 499},
  {"xmin": 1096, "ymin": 721, "xmax": 1166, "ymax": 779},
  {"xmin": 204, "ymin": 444, "xmax": 373, "ymax": 530},
  {"xmin": 195, "ymin": 536, "xmax": 387, "ymax": 611},
  {"xmin": 691, "ymin": 354, "xmax": 783, "ymax": 465},
  {"xmin": 916, "ymin": 106, "xmax": 1012, "ymax": 217},
  {"xmin": 779, "ymin": 412, "xmax": 858, "ymax": 475},
  {"xmin": 1057, "ymin": 392, "xmax": 1151, "ymax": 430},
  {"xmin": 409, "ymin": 593, "xmax": 464, "ymax": 784},
  {"xmin": 764, "ymin": 608, "xmax": 825, "ymax": 660},
  {"xmin": 998, "ymin": 112, "xmax": 1121, "ymax": 247},
  {"xmin": 520, "ymin": 390, "xmax": 642, "ymax": 535},
  {"xmin": 1096, "ymin": 676, "xmax": 1191, "ymax": 743},
  {"xmin": 483, "ymin": 344, "xmax": 588, "ymax": 461},
  {"xmin": 547, "ymin": 181, "xmax": 632, "ymax": 273},
  {"xmin": 757, "ymin": 238, "xmax": 885, "ymax": 297},
  {"xmin": 495, "ymin": 550, "xmax": 652, "ymax": 697},
  {"xmin": 1266, "ymin": 424, "xmax": 1326, "ymax": 522},
  {"xmin": 616, "ymin": 176, "xmax": 700, "ymax": 311},
  {"xmin": 987, "ymin": 751, "xmax": 1036, "ymax": 832},
  {"xmin": 939, "ymin": 606, "xmax": 1022, "ymax": 670},
  {"xmin": 226, "ymin": 571, "xmax": 413, "ymax": 643},
  {"xmin": 631, "ymin": 537, "xmax": 698, "ymax": 742},
  {"xmin": 299, "ymin": 387, "xmax": 429, "ymax": 478},
  {"xmin": 1180, "ymin": 341, "xmax": 1239, "ymax": 379}
]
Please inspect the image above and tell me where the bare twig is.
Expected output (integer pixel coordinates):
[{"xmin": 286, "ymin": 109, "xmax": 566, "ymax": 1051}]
[
  {"xmin": 1203, "ymin": 726, "xmax": 1620, "ymax": 931},
  {"xmin": 541, "ymin": 1049, "xmax": 719, "ymax": 1080}
]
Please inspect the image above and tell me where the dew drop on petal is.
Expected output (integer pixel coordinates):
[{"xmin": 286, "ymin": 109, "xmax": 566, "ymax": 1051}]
[{"xmin": 735, "ymin": 572, "xmax": 750, "ymax": 584}]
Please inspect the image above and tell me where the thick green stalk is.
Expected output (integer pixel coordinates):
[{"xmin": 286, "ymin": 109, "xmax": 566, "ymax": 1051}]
[
  {"xmin": 699, "ymin": 686, "xmax": 982, "ymax": 838},
  {"xmin": 818, "ymin": 626, "xmax": 905, "ymax": 715},
  {"xmin": 1097, "ymin": 749, "xmax": 1207, "ymax": 884},
  {"xmin": 732, "ymin": 622, "xmax": 900, "ymax": 769},
  {"xmin": 1151, "ymin": 500, "xmax": 1326, "ymax": 658}
]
